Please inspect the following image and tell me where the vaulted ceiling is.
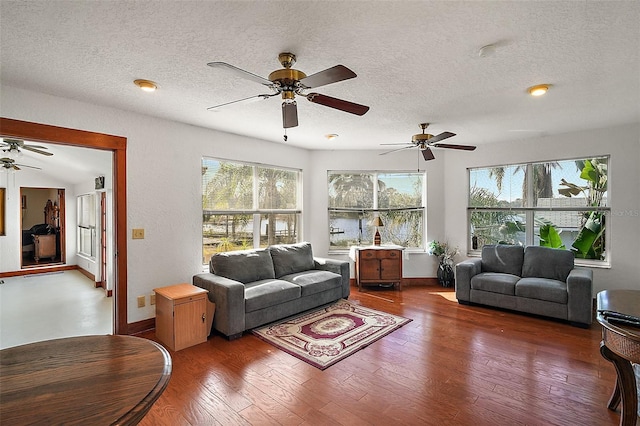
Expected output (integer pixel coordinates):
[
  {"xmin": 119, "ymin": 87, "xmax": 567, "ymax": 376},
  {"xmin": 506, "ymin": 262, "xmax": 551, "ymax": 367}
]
[{"xmin": 1, "ymin": 1, "xmax": 639, "ymax": 156}]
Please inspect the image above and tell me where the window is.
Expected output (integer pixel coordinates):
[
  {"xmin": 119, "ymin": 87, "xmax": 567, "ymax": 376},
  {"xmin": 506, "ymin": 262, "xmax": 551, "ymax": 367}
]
[
  {"xmin": 202, "ymin": 158, "xmax": 301, "ymax": 264},
  {"xmin": 328, "ymin": 171, "xmax": 425, "ymax": 250},
  {"xmin": 77, "ymin": 193, "xmax": 96, "ymax": 258},
  {"xmin": 468, "ymin": 156, "xmax": 609, "ymax": 264}
]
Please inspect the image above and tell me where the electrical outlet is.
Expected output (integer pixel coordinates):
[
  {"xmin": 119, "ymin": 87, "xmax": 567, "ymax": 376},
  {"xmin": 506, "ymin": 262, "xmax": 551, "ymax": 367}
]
[
  {"xmin": 132, "ymin": 228, "xmax": 145, "ymax": 239},
  {"xmin": 150, "ymin": 294, "xmax": 156, "ymax": 305},
  {"xmin": 137, "ymin": 295, "xmax": 145, "ymax": 308}
]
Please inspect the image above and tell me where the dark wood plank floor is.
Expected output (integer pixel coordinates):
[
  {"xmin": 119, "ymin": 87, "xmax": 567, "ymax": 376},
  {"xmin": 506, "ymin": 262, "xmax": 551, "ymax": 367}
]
[{"xmin": 137, "ymin": 284, "xmax": 621, "ymax": 426}]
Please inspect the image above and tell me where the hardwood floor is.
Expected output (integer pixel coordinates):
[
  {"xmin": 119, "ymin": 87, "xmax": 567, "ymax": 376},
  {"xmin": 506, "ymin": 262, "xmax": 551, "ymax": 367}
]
[{"xmin": 137, "ymin": 284, "xmax": 621, "ymax": 426}]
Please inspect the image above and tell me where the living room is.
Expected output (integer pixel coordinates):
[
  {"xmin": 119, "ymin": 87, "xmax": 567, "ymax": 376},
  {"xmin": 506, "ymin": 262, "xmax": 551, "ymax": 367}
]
[{"xmin": 0, "ymin": 1, "xmax": 639, "ymax": 424}]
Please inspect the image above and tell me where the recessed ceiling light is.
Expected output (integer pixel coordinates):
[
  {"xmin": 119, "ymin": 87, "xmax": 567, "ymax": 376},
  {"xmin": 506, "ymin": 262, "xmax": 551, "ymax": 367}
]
[
  {"xmin": 134, "ymin": 79, "xmax": 157, "ymax": 92},
  {"xmin": 325, "ymin": 134, "xmax": 339, "ymax": 141},
  {"xmin": 527, "ymin": 84, "xmax": 550, "ymax": 97}
]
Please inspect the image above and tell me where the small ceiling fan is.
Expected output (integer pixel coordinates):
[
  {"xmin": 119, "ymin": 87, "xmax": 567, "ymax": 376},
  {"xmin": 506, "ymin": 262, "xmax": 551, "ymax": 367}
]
[
  {"xmin": 1, "ymin": 138, "xmax": 53, "ymax": 156},
  {"xmin": 1, "ymin": 157, "xmax": 42, "ymax": 171},
  {"xmin": 380, "ymin": 123, "xmax": 476, "ymax": 161},
  {"xmin": 207, "ymin": 52, "xmax": 369, "ymax": 129}
]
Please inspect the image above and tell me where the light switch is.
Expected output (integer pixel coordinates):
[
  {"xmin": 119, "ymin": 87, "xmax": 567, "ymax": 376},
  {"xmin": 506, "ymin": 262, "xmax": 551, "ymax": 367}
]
[{"xmin": 132, "ymin": 229, "xmax": 144, "ymax": 239}]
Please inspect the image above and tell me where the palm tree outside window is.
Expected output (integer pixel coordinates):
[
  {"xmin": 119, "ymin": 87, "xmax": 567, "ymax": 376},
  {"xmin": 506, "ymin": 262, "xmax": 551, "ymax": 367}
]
[
  {"xmin": 328, "ymin": 171, "xmax": 425, "ymax": 251},
  {"xmin": 468, "ymin": 156, "xmax": 609, "ymax": 264},
  {"xmin": 202, "ymin": 158, "xmax": 301, "ymax": 265}
]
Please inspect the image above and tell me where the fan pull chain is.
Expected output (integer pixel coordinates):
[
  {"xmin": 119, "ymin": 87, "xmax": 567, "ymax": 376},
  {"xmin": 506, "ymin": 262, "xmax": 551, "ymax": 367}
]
[{"xmin": 283, "ymin": 128, "xmax": 288, "ymax": 142}]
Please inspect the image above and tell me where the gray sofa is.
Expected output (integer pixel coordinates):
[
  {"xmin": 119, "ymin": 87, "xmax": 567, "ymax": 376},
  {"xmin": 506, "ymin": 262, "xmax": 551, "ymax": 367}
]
[
  {"xmin": 455, "ymin": 245, "xmax": 593, "ymax": 327},
  {"xmin": 193, "ymin": 242, "xmax": 350, "ymax": 339}
]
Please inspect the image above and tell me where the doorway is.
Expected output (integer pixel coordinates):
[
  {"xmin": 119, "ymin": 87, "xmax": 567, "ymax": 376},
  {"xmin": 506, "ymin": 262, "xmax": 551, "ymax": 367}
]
[
  {"xmin": 0, "ymin": 117, "xmax": 128, "ymax": 334},
  {"xmin": 20, "ymin": 187, "xmax": 65, "ymax": 268}
]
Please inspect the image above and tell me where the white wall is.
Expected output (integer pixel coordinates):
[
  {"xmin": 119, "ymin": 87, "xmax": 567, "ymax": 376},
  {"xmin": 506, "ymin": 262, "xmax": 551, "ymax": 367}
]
[
  {"xmin": 21, "ymin": 187, "xmax": 58, "ymax": 229},
  {"xmin": 1, "ymin": 85, "xmax": 312, "ymax": 323},
  {"xmin": 443, "ymin": 123, "xmax": 640, "ymax": 293},
  {"xmin": 2, "ymin": 84, "xmax": 638, "ymax": 325}
]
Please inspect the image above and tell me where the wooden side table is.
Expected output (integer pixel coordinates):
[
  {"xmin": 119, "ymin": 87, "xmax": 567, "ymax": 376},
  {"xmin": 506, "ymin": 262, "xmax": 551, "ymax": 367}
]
[
  {"xmin": 33, "ymin": 234, "xmax": 56, "ymax": 262},
  {"xmin": 154, "ymin": 283, "xmax": 215, "ymax": 351},
  {"xmin": 354, "ymin": 246, "xmax": 403, "ymax": 291},
  {"xmin": 596, "ymin": 290, "xmax": 640, "ymax": 426}
]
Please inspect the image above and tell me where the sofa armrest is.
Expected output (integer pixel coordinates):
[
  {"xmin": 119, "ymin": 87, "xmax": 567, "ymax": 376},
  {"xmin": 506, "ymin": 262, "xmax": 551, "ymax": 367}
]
[
  {"xmin": 193, "ymin": 273, "xmax": 246, "ymax": 337},
  {"xmin": 314, "ymin": 257, "xmax": 350, "ymax": 299},
  {"xmin": 566, "ymin": 267, "xmax": 594, "ymax": 325},
  {"xmin": 455, "ymin": 258, "xmax": 482, "ymax": 302}
]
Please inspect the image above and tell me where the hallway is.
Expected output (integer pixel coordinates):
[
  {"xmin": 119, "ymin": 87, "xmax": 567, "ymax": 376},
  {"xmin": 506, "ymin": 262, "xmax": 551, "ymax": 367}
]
[{"xmin": 0, "ymin": 270, "xmax": 112, "ymax": 349}]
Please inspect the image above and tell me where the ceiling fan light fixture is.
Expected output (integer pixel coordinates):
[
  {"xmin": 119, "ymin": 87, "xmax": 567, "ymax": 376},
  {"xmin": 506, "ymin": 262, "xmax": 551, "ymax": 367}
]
[
  {"xmin": 5, "ymin": 147, "xmax": 22, "ymax": 160},
  {"xmin": 134, "ymin": 79, "xmax": 157, "ymax": 92},
  {"xmin": 527, "ymin": 84, "xmax": 550, "ymax": 97}
]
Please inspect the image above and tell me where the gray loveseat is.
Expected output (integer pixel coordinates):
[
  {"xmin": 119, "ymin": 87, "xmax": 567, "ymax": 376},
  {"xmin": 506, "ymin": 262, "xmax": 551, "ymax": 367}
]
[
  {"xmin": 193, "ymin": 242, "xmax": 350, "ymax": 339},
  {"xmin": 455, "ymin": 245, "xmax": 593, "ymax": 327}
]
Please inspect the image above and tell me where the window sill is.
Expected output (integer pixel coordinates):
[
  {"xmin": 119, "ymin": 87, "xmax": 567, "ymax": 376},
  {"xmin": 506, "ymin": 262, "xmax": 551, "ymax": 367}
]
[
  {"xmin": 77, "ymin": 253, "xmax": 96, "ymax": 263},
  {"xmin": 329, "ymin": 248, "xmax": 425, "ymax": 256},
  {"xmin": 465, "ymin": 251, "xmax": 610, "ymax": 269}
]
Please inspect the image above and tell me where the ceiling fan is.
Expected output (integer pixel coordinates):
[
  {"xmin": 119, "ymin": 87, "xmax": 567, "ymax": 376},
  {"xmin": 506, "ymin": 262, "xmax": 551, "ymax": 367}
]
[
  {"xmin": 1, "ymin": 157, "xmax": 42, "ymax": 171},
  {"xmin": 380, "ymin": 123, "xmax": 476, "ymax": 161},
  {"xmin": 207, "ymin": 52, "xmax": 369, "ymax": 129},
  {"xmin": 1, "ymin": 138, "xmax": 53, "ymax": 156}
]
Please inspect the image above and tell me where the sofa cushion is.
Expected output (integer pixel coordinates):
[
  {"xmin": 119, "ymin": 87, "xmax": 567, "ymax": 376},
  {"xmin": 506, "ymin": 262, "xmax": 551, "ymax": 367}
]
[
  {"xmin": 244, "ymin": 279, "xmax": 301, "ymax": 312},
  {"xmin": 471, "ymin": 272, "xmax": 519, "ymax": 295},
  {"xmin": 522, "ymin": 246, "xmax": 574, "ymax": 282},
  {"xmin": 210, "ymin": 249, "xmax": 275, "ymax": 284},
  {"xmin": 269, "ymin": 242, "xmax": 315, "ymax": 278},
  {"xmin": 481, "ymin": 245, "xmax": 524, "ymax": 277},
  {"xmin": 280, "ymin": 270, "xmax": 342, "ymax": 297},
  {"xmin": 515, "ymin": 277, "xmax": 568, "ymax": 304}
]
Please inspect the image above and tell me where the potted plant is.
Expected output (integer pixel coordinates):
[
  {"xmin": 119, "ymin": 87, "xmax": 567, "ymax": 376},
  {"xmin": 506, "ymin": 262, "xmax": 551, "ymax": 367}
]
[{"xmin": 427, "ymin": 240, "xmax": 459, "ymax": 287}]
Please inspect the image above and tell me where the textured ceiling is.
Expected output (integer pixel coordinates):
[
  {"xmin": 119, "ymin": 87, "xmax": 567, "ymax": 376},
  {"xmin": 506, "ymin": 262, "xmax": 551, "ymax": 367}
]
[{"xmin": 1, "ymin": 0, "xmax": 639, "ymax": 155}]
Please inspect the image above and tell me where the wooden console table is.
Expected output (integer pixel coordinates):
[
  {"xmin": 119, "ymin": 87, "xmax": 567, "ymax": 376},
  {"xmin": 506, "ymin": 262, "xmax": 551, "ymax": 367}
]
[
  {"xmin": 352, "ymin": 245, "xmax": 404, "ymax": 291},
  {"xmin": 596, "ymin": 290, "xmax": 640, "ymax": 426},
  {"xmin": 0, "ymin": 335, "xmax": 172, "ymax": 425},
  {"xmin": 33, "ymin": 233, "xmax": 56, "ymax": 262}
]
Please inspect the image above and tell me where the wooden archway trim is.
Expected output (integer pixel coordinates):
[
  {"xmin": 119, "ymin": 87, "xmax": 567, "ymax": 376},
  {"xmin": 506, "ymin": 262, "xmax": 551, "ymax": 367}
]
[{"xmin": 0, "ymin": 117, "xmax": 128, "ymax": 335}]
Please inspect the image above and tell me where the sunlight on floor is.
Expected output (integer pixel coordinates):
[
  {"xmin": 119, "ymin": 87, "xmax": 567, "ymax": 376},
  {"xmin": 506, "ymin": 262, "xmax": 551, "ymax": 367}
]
[{"xmin": 428, "ymin": 290, "xmax": 458, "ymax": 302}]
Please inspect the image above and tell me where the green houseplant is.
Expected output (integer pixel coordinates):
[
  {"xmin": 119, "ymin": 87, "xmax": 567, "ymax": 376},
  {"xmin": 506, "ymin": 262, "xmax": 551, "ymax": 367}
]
[{"xmin": 428, "ymin": 240, "xmax": 459, "ymax": 287}]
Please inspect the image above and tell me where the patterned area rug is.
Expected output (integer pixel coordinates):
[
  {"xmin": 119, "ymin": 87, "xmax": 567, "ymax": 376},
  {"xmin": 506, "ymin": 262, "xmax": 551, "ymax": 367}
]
[{"xmin": 252, "ymin": 299, "xmax": 412, "ymax": 370}]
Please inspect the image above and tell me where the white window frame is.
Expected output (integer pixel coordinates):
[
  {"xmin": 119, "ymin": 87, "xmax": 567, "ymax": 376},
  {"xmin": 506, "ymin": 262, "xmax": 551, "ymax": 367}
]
[
  {"xmin": 77, "ymin": 193, "xmax": 96, "ymax": 259},
  {"xmin": 327, "ymin": 170, "xmax": 427, "ymax": 253},
  {"xmin": 467, "ymin": 156, "xmax": 610, "ymax": 267},
  {"xmin": 201, "ymin": 157, "xmax": 302, "ymax": 266}
]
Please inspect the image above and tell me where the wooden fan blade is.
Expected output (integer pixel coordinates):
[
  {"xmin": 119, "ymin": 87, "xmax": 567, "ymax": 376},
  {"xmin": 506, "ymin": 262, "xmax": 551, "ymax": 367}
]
[
  {"xmin": 282, "ymin": 102, "xmax": 298, "ymax": 128},
  {"xmin": 380, "ymin": 145, "xmax": 414, "ymax": 156},
  {"xmin": 207, "ymin": 62, "xmax": 273, "ymax": 86},
  {"xmin": 23, "ymin": 146, "xmax": 53, "ymax": 156},
  {"xmin": 306, "ymin": 93, "xmax": 369, "ymax": 115},
  {"xmin": 422, "ymin": 147, "xmax": 435, "ymax": 161},
  {"xmin": 433, "ymin": 143, "xmax": 476, "ymax": 151},
  {"xmin": 207, "ymin": 93, "xmax": 276, "ymax": 110},
  {"xmin": 299, "ymin": 65, "xmax": 357, "ymax": 89},
  {"xmin": 15, "ymin": 163, "xmax": 41, "ymax": 170},
  {"xmin": 380, "ymin": 143, "xmax": 414, "ymax": 146},
  {"xmin": 428, "ymin": 131, "xmax": 456, "ymax": 144}
]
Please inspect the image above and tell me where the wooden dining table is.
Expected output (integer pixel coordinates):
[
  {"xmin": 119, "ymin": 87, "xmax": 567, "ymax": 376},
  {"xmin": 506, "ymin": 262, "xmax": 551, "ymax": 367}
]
[{"xmin": 0, "ymin": 334, "xmax": 172, "ymax": 425}]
